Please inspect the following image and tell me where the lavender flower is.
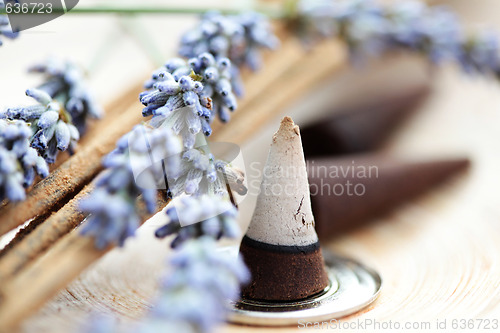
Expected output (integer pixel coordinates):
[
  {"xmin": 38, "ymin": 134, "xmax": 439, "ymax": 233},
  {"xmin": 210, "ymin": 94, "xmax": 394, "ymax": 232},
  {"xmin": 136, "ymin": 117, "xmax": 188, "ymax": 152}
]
[
  {"xmin": 189, "ymin": 53, "xmax": 238, "ymax": 123},
  {"xmin": 81, "ymin": 238, "xmax": 249, "ymax": 333},
  {"xmin": 80, "ymin": 125, "xmax": 182, "ymax": 249},
  {"xmin": 155, "ymin": 195, "xmax": 241, "ymax": 248},
  {"xmin": 293, "ymin": 0, "xmax": 500, "ymax": 75},
  {"xmin": 141, "ymin": 67, "xmax": 210, "ymax": 149},
  {"xmin": 0, "ymin": 0, "xmax": 19, "ymax": 46},
  {"xmin": 29, "ymin": 58, "xmax": 102, "ymax": 134},
  {"xmin": 179, "ymin": 11, "xmax": 278, "ymax": 97},
  {"xmin": 143, "ymin": 53, "xmax": 239, "ymax": 129},
  {"xmin": 235, "ymin": 12, "xmax": 280, "ymax": 70},
  {"xmin": 385, "ymin": 2, "xmax": 462, "ymax": 63},
  {"xmin": 458, "ymin": 30, "xmax": 500, "ymax": 75},
  {"xmin": 165, "ymin": 146, "xmax": 246, "ymax": 198},
  {"xmin": 3, "ymin": 88, "xmax": 79, "ymax": 163},
  {"xmin": 149, "ymin": 237, "xmax": 250, "ymax": 332},
  {"xmin": 179, "ymin": 11, "xmax": 279, "ymax": 71},
  {"xmin": 0, "ymin": 119, "xmax": 48, "ymax": 202}
]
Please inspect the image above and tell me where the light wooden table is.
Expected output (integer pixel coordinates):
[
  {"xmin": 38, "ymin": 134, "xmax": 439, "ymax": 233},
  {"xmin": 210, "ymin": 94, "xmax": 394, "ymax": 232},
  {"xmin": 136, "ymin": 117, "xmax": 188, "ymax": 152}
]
[{"xmin": 1, "ymin": 1, "xmax": 500, "ymax": 332}]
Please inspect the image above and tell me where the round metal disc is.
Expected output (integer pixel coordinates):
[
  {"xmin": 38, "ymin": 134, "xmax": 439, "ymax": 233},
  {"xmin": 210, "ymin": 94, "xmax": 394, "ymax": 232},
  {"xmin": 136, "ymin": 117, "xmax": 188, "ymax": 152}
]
[{"xmin": 228, "ymin": 250, "xmax": 382, "ymax": 326}]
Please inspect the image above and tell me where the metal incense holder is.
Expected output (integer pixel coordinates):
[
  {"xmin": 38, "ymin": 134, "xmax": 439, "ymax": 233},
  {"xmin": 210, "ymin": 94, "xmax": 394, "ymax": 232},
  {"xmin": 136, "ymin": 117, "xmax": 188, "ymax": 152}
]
[{"xmin": 228, "ymin": 250, "xmax": 382, "ymax": 326}]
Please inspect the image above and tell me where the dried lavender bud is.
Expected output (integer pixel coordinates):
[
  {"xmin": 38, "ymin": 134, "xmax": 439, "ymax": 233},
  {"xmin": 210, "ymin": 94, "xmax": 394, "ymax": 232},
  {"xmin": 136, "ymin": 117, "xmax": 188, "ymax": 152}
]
[
  {"xmin": 143, "ymin": 53, "xmax": 239, "ymax": 130},
  {"xmin": 3, "ymin": 88, "xmax": 79, "ymax": 163},
  {"xmin": 141, "ymin": 64, "xmax": 210, "ymax": 148},
  {"xmin": 179, "ymin": 11, "xmax": 278, "ymax": 98},
  {"xmin": 294, "ymin": 0, "xmax": 500, "ymax": 75},
  {"xmin": 234, "ymin": 12, "xmax": 280, "ymax": 70},
  {"xmin": 80, "ymin": 125, "xmax": 182, "ymax": 249},
  {"xmin": 385, "ymin": 2, "xmax": 462, "ymax": 63},
  {"xmin": 165, "ymin": 146, "xmax": 246, "ymax": 198},
  {"xmin": 0, "ymin": 119, "xmax": 49, "ymax": 202},
  {"xmin": 179, "ymin": 11, "xmax": 279, "ymax": 71},
  {"xmin": 190, "ymin": 53, "xmax": 238, "ymax": 122},
  {"xmin": 29, "ymin": 58, "xmax": 102, "ymax": 134},
  {"xmin": 149, "ymin": 237, "xmax": 250, "ymax": 332},
  {"xmin": 458, "ymin": 30, "xmax": 500, "ymax": 75},
  {"xmin": 0, "ymin": 1, "xmax": 19, "ymax": 47},
  {"xmin": 80, "ymin": 239, "xmax": 249, "ymax": 333},
  {"xmin": 155, "ymin": 195, "xmax": 240, "ymax": 249}
]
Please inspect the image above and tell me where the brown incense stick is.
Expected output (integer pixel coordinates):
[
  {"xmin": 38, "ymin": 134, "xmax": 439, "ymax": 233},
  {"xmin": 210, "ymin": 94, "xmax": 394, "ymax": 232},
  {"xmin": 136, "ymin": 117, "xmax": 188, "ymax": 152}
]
[
  {"xmin": 0, "ymin": 100, "xmax": 144, "ymax": 237},
  {"xmin": 0, "ymin": 182, "xmax": 96, "ymax": 281},
  {"xmin": 0, "ymin": 194, "xmax": 169, "ymax": 331}
]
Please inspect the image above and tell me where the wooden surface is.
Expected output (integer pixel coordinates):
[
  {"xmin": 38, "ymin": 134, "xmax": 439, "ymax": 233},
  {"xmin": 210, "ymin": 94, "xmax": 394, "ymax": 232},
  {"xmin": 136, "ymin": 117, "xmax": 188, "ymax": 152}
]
[{"xmin": 1, "ymin": 0, "xmax": 500, "ymax": 332}]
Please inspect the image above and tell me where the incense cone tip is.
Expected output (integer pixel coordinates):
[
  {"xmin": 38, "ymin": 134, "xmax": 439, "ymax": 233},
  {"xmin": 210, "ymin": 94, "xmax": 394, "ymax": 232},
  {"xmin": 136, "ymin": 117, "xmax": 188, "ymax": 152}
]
[{"xmin": 273, "ymin": 116, "xmax": 300, "ymax": 143}]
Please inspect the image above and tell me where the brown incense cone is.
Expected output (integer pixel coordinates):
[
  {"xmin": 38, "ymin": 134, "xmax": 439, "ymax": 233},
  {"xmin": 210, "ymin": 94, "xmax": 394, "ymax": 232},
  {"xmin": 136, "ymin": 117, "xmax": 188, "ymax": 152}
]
[
  {"xmin": 300, "ymin": 85, "xmax": 430, "ymax": 158},
  {"xmin": 240, "ymin": 117, "xmax": 329, "ymax": 301},
  {"xmin": 307, "ymin": 155, "xmax": 470, "ymax": 240}
]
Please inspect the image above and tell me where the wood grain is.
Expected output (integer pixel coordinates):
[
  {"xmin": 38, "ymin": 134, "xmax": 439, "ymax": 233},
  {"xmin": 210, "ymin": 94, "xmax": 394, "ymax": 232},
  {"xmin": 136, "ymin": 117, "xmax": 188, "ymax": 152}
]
[{"xmin": 0, "ymin": 194, "xmax": 169, "ymax": 332}]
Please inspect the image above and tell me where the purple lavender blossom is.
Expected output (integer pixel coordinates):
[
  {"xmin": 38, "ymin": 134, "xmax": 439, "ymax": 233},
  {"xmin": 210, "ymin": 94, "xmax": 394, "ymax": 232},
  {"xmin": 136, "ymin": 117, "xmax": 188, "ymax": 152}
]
[
  {"xmin": 142, "ymin": 53, "xmax": 239, "ymax": 131},
  {"xmin": 3, "ymin": 88, "xmax": 79, "ymax": 164},
  {"xmin": 178, "ymin": 11, "xmax": 278, "ymax": 97},
  {"xmin": 179, "ymin": 11, "xmax": 279, "ymax": 71},
  {"xmin": 165, "ymin": 146, "xmax": 246, "ymax": 198},
  {"xmin": 386, "ymin": 2, "xmax": 462, "ymax": 63},
  {"xmin": 294, "ymin": 0, "xmax": 500, "ymax": 75},
  {"xmin": 0, "ymin": 119, "xmax": 48, "ymax": 202},
  {"xmin": 140, "ymin": 67, "xmax": 210, "ymax": 149},
  {"xmin": 79, "ymin": 125, "xmax": 181, "ymax": 249},
  {"xmin": 81, "ymin": 238, "xmax": 249, "ymax": 333},
  {"xmin": 0, "ymin": 0, "xmax": 19, "ymax": 46},
  {"xmin": 149, "ymin": 237, "xmax": 250, "ymax": 332},
  {"xmin": 190, "ymin": 53, "xmax": 238, "ymax": 123},
  {"xmin": 458, "ymin": 30, "xmax": 500, "ymax": 75},
  {"xmin": 155, "ymin": 195, "xmax": 241, "ymax": 248},
  {"xmin": 29, "ymin": 58, "xmax": 102, "ymax": 134}
]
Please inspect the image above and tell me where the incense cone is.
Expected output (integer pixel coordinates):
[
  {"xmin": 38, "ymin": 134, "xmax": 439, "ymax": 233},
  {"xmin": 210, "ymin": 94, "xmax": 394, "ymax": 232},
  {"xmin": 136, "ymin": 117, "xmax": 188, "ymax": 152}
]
[
  {"xmin": 240, "ymin": 117, "xmax": 329, "ymax": 301},
  {"xmin": 308, "ymin": 155, "xmax": 470, "ymax": 240},
  {"xmin": 300, "ymin": 85, "xmax": 429, "ymax": 157}
]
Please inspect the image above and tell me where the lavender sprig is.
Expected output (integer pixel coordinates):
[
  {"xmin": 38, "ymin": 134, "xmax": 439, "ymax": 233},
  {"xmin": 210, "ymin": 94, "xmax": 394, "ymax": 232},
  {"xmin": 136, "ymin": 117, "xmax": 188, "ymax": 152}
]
[
  {"xmin": 143, "ymin": 53, "xmax": 239, "ymax": 129},
  {"xmin": 82, "ymin": 237, "xmax": 250, "ymax": 333},
  {"xmin": 0, "ymin": 119, "xmax": 49, "ymax": 202},
  {"xmin": 29, "ymin": 58, "xmax": 102, "ymax": 134},
  {"xmin": 146, "ymin": 237, "xmax": 250, "ymax": 333},
  {"xmin": 293, "ymin": 0, "xmax": 500, "ymax": 75},
  {"xmin": 167, "ymin": 146, "xmax": 246, "ymax": 198},
  {"xmin": 179, "ymin": 11, "xmax": 279, "ymax": 71},
  {"xmin": 3, "ymin": 88, "xmax": 79, "ymax": 164},
  {"xmin": 178, "ymin": 11, "xmax": 278, "ymax": 96},
  {"xmin": 0, "ymin": 0, "xmax": 19, "ymax": 46},
  {"xmin": 79, "ymin": 125, "xmax": 182, "ymax": 249},
  {"xmin": 189, "ymin": 53, "xmax": 238, "ymax": 123},
  {"xmin": 140, "ymin": 68, "xmax": 211, "ymax": 149},
  {"xmin": 155, "ymin": 195, "xmax": 241, "ymax": 248}
]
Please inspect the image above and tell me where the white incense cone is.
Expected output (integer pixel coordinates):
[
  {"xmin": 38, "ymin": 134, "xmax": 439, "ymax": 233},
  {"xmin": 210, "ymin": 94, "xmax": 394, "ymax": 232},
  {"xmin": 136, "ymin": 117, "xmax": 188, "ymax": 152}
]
[
  {"xmin": 246, "ymin": 116, "xmax": 318, "ymax": 246},
  {"xmin": 240, "ymin": 117, "xmax": 329, "ymax": 301}
]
